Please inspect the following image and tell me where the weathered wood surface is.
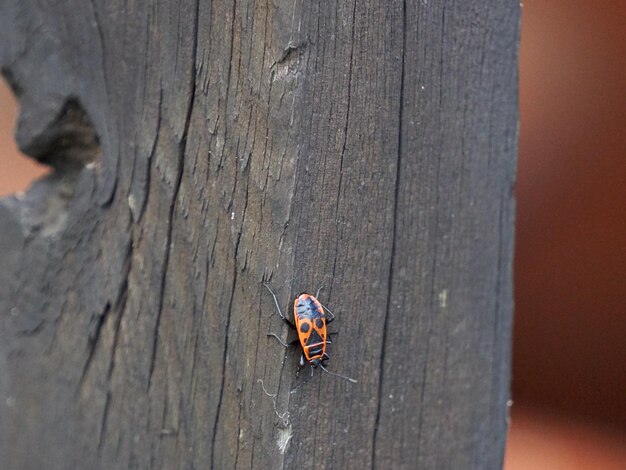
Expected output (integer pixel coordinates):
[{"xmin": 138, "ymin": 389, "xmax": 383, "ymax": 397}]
[{"xmin": 0, "ymin": 1, "xmax": 519, "ymax": 468}]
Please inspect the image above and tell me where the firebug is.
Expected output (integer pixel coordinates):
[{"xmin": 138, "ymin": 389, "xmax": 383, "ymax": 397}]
[{"xmin": 263, "ymin": 283, "xmax": 356, "ymax": 383}]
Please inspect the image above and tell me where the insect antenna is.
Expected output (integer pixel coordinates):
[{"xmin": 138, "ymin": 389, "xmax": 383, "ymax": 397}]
[{"xmin": 319, "ymin": 364, "xmax": 357, "ymax": 383}]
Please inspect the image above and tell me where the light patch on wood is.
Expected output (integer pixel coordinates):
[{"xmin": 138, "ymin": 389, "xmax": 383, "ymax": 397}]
[
  {"xmin": 439, "ymin": 289, "xmax": 448, "ymax": 309},
  {"xmin": 128, "ymin": 194, "xmax": 138, "ymax": 217},
  {"xmin": 277, "ymin": 424, "xmax": 292, "ymax": 454}
]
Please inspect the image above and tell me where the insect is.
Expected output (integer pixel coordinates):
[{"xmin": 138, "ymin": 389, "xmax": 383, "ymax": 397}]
[{"xmin": 263, "ymin": 283, "xmax": 357, "ymax": 383}]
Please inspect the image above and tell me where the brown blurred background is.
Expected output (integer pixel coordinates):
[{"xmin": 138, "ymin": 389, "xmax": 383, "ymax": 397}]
[
  {"xmin": 1, "ymin": 1, "xmax": 624, "ymax": 468},
  {"xmin": 0, "ymin": 79, "xmax": 48, "ymax": 194},
  {"xmin": 509, "ymin": 0, "xmax": 626, "ymax": 467}
]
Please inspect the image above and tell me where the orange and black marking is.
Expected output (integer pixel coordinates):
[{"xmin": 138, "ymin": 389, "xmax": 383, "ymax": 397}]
[{"xmin": 293, "ymin": 293, "xmax": 327, "ymax": 364}]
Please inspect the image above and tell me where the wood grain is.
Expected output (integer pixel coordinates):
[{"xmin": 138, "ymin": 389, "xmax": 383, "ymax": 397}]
[{"xmin": 0, "ymin": 1, "xmax": 519, "ymax": 468}]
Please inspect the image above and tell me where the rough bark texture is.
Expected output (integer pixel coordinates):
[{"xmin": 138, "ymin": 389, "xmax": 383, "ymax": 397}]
[{"xmin": 0, "ymin": 1, "xmax": 519, "ymax": 468}]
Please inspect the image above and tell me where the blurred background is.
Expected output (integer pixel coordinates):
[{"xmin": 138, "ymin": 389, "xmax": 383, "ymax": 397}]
[
  {"xmin": 0, "ymin": 1, "xmax": 624, "ymax": 468},
  {"xmin": 506, "ymin": 0, "xmax": 626, "ymax": 468}
]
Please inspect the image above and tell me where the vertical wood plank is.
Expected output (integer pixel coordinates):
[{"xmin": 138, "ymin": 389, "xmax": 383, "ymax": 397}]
[{"xmin": 0, "ymin": 0, "xmax": 519, "ymax": 468}]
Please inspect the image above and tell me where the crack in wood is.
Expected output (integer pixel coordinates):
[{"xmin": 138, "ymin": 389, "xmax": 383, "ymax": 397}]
[
  {"xmin": 372, "ymin": 1, "xmax": 406, "ymax": 466},
  {"xmin": 147, "ymin": 0, "xmax": 201, "ymax": 391}
]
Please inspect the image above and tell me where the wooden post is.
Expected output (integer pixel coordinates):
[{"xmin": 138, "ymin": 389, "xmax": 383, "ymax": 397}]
[{"xmin": 0, "ymin": 0, "xmax": 519, "ymax": 468}]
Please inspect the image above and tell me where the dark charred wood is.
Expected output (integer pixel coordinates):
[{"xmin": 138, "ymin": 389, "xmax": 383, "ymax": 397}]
[{"xmin": 0, "ymin": 1, "xmax": 519, "ymax": 468}]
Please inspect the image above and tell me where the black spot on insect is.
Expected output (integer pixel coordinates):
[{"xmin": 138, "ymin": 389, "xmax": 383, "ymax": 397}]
[
  {"xmin": 300, "ymin": 323, "xmax": 310, "ymax": 333},
  {"xmin": 315, "ymin": 318, "xmax": 324, "ymax": 329}
]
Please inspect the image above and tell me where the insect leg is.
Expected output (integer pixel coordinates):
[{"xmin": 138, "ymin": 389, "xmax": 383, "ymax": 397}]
[
  {"xmin": 267, "ymin": 333, "xmax": 298, "ymax": 348},
  {"xmin": 312, "ymin": 285, "xmax": 337, "ymax": 323},
  {"xmin": 315, "ymin": 284, "xmax": 325, "ymax": 298},
  {"xmin": 263, "ymin": 283, "xmax": 296, "ymax": 329},
  {"xmin": 319, "ymin": 353, "xmax": 330, "ymax": 368},
  {"xmin": 320, "ymin": 365, "xmax": 357, "ymax": 383},
  {"xmin": 320, "ymin": 303, "xmax": 335, "ymax": 323}
]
